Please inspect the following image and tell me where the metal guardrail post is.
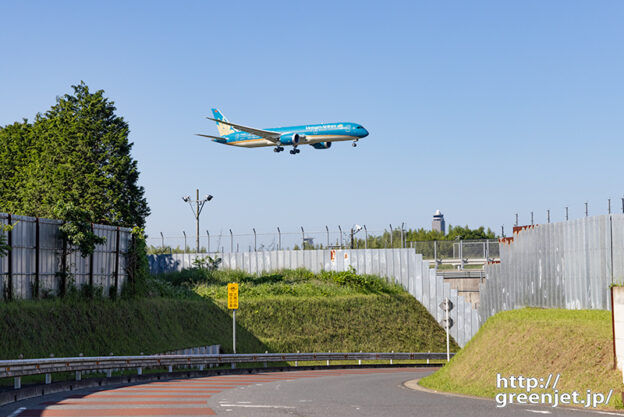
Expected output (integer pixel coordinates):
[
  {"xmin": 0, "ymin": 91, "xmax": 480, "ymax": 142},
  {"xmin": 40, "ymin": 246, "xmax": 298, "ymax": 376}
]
[{"xmin": 14, "ymin": 377, "xmax": 20, "ymax": 390}]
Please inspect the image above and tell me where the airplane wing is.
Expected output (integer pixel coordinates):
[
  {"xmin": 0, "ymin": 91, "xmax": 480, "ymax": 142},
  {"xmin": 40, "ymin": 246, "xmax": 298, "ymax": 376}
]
[
  {"xmin": 205, "ymin": 117, "xmax": 282, "ymax": 143},
  {"xmin": 195, "ymin": 133, "xmax": 227, "ymax": 141}
]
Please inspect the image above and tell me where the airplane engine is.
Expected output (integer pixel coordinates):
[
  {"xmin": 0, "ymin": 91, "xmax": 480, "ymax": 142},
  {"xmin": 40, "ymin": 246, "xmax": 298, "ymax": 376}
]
[
  {"xmin": 279, "ymin": 133, "xmax": 302, "ymax": 145},
  {"xmin": 312, "ymin": 142, "xmax": 332, "ymax": 150}
]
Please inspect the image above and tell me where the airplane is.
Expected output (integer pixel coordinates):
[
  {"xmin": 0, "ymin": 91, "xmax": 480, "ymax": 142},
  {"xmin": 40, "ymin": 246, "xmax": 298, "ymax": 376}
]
[{"xmin": 196, "ymin": 109, "xmax": 369, "ymax": 155}]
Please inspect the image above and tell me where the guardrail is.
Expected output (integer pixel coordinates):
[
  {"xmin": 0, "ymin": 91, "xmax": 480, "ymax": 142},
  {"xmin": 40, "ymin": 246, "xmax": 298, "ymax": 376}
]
[{"xmin": 1, "ymin": 352, "xmax": 452, "ymax": 389}]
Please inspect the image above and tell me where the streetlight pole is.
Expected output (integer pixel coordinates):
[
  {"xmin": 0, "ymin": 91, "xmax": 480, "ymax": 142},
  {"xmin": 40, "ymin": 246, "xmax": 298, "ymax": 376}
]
[{"xmin": 182, "ymin": 189, "xmax": 213, "ymax": 253}]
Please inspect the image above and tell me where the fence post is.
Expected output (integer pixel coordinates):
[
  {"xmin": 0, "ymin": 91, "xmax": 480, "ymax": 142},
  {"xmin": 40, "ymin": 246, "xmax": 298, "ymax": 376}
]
[
  {"xmin": 364, "ymin": 225, "xmax": 367, "ymax": 249},
  {"xmin": 35, "ymin": 217, "xmax": 40, "ymax": 299},
  {"xmin": 89, "ymin": 223, "xmax": 95, "ymax": 289},
  {"xmin": 7, "ymin": 214, "xmax": 12, "ymax": 301},
  {"xmin": 460, "ymin": 240, "xmax": 464, "ymax": 269},
  {"xmin": 338, "ymin": 226, "xmax": 343, "ymax": 248},
  {"xmin": 277, "ymin": 227, "xmax": 281, "ymax": 250},
  {"xmin": 206, "ymin": 230, "xmax": 210, "ymax": 254},
  {"xmin": 113, "ymin": 227, "xmax": 120, "ymax": 295},
  {"xmin": 325, "ymin": 225, "xmax": 329, "ymax": 248},
  {"xmin": 229, "ymin": 229, "xmax": 233, "ymax": 253},
  {"xmin": 60, "ymin": 222, "xmax": 68, "ymax": 296}
]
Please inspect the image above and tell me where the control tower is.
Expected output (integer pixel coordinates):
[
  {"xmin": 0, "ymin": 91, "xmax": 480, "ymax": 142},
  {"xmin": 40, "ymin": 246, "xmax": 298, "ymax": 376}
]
[{"xmin": 432, "ymin": 210, "xmax": 446, "ymax": 234}]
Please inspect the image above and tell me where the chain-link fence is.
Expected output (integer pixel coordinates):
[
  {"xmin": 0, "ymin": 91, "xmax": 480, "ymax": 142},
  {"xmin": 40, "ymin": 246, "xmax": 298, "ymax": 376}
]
[{"xmin": 409, "ymin": 240, "xmax": 500, "ymax": 260}]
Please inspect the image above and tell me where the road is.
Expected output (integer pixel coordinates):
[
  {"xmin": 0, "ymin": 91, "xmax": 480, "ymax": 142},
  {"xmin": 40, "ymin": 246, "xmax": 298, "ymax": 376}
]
[{"xmin": 0, "ymin": 368, "xmax": 621, "ymax": 417}]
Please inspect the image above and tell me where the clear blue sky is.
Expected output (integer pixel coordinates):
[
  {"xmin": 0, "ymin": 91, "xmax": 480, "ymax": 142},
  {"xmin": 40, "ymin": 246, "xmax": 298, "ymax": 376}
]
[{"xmin": 1, "ymin": 1, "xmax": 623, "ymax": 248}]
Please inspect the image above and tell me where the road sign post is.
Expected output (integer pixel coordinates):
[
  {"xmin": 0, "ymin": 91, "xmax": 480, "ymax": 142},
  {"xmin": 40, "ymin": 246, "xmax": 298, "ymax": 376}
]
[
  {"xmin": 228, "ymin": 283, "xmax": 239, "ymax": 354},
  {"xmin": 439, "ymin": 298, "xmax": 454, "ymax": 362}
]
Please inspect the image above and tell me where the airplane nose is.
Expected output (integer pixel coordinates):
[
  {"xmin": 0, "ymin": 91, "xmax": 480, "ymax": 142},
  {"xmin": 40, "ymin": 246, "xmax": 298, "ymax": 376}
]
[{"xmin": 360, "ymin": 128, "xmax": 369, "ymax": 138}]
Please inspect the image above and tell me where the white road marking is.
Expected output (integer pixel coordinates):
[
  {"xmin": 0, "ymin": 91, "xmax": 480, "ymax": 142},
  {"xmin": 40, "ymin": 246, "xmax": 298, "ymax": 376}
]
[
  {"xmin": 526, "ymin": 411, "xmax": 551, "ymax": 415},
  {"xmin": 8, "ymin": 408, "xmax": 26, "ymax": 417},
  {"xmin": 237, "ymin": 401, "xmax": 252, "ymax": 404},
  {"xmin": 220, "ymin": 404, "xmax": 296, "ymax": 409}
]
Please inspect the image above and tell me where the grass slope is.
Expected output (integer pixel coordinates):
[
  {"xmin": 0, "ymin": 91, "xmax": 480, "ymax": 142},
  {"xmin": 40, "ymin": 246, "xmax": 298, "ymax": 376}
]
[
  {"xmin": 0, "ymin": 268, "xmax": 456, "ymax": 360},
  {"xmin": 0, "ymin": 298, "xmax": 267, "ymax": 359},
  {"xmin": 159, "ymin": 268, "xmax": 459, "ymax": 353},
  {"xmin": 420, "ymin": 308, "xmax": 623, "ymax": 408},
  {"xmin": 215, "ymin": 294, "xmax": 452, "ymax": 353}
]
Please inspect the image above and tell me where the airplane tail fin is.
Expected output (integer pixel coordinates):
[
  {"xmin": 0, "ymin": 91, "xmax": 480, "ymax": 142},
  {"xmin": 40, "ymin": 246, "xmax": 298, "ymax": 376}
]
[{"xmin": 211, "ymin": 108, "xmax": 237, "ymax": 136}]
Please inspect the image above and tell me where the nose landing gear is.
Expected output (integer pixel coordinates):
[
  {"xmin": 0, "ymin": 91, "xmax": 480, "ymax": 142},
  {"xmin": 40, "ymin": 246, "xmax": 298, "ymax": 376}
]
[{"xmin": 352, "ymin": 139, "xmax": 358, "ymax": 147}]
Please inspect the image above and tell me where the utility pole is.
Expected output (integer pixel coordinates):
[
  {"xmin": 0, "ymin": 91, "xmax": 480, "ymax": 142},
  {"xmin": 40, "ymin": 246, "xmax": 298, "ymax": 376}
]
[{"xmin": 182, "ymin": 189, "xmax": 213, "ymax": 253}]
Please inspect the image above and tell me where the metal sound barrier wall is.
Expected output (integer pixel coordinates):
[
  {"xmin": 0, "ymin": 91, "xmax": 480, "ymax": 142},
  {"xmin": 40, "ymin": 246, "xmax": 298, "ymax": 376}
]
[
  {"xmin": 149, "ymin": 249, "xmax": 480, "ymax": 347},
  {"xmin": 480, "ymin": 214, "xmax": 624, "ymax": 322},
  {"xmin": 0, "ymin": 213, "xmax": 132, "ymax": 300}
]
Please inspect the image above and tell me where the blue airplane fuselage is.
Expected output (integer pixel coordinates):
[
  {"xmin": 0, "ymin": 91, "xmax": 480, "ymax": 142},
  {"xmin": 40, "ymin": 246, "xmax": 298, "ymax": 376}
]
[{"xmin": 216, "ymin": 122, "xmax": 369, "ymax": 148}]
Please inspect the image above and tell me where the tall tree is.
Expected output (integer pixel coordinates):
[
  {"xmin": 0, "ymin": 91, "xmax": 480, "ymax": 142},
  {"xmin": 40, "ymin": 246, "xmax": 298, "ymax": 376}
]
[
  {"xmin": 1, "ymin": 82, "xmax": 150, "ymax": 227},
  {"xmin": 0, "ymin": 120, "xmax": 33, "ymax": 214}
]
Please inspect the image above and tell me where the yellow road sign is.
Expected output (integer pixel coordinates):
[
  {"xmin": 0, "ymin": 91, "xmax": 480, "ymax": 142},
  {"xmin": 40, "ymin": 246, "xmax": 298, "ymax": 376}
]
[{"xmin": 227, "ymin": 283, "xmax": 239, "ymax": 310}]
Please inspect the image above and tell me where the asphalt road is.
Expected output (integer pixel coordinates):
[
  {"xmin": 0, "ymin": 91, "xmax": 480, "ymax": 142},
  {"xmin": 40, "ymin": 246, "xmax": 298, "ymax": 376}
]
[{"xmin": 0, "ymin": 368, "xmax": 621, "ymax": 417}]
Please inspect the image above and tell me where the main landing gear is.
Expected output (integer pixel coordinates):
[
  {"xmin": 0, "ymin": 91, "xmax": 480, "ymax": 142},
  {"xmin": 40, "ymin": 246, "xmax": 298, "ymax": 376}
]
[{"xmin": 274, "ymin": 145, "xmax": 300, "ymax": 154}]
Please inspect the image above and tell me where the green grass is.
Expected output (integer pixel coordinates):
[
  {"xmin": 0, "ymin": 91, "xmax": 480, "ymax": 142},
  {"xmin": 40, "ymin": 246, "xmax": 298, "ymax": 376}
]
[
  {"xmin": 0, "ymin": 297, "xmax": 267, "ymax": 359},
  {"xmin": 420, "ymin": 308, "xmax": 623, "ymax": 409},
  {"xmin": 154, "ymin": 268, "xmax": 458, "ymax": 353},
  {"xmin": 214, "ymin": 294, "xmax": 456, "ymax": 353},
  {"xmin": 156, "ymin": 267, "xmax": 405, "ymax": 298}
]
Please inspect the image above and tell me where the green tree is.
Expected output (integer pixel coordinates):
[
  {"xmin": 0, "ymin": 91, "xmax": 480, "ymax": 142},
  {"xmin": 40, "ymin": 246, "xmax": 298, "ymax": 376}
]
[
  {"xmin": 446, "ymin": 225, "xmax": 496, "ymax": 240},
  {"xmin": 1, "ymin": 82, "xmax": 149, "ymax": 227},
  {"xmin": 0, "ymin": 120, "xmax": 33, "ymax": 214},
  {"xmin": 53, "ymin": 202, "xmax": 106, "ymax": 257}
]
